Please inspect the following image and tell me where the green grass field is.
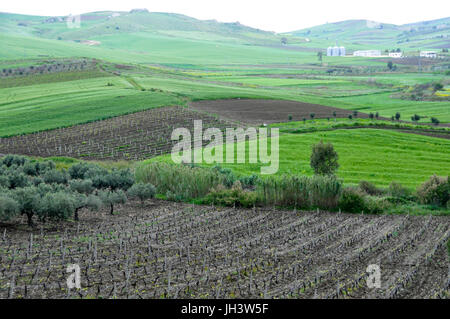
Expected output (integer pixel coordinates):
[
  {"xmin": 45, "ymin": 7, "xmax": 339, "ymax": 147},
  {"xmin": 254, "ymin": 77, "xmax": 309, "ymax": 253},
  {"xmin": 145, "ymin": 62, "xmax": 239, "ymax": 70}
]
[
  {"xmin": 0, "ymin": 76, "xmax": 180, "ymax": 136},
  {"xmin": 148, "ymin": 129, "xmax": 450, "ymax": 189}
]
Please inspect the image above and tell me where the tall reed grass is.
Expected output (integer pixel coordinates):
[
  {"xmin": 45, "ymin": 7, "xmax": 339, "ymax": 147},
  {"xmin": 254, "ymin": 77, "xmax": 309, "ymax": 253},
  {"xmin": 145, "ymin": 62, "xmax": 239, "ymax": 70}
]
[
  {"xmin": 256, "ymin": 174, "xmax": 342, "ymax": 210},
  {"xmin": 135, "ymin": 162, "xmax": 226, "ymax": 200}
]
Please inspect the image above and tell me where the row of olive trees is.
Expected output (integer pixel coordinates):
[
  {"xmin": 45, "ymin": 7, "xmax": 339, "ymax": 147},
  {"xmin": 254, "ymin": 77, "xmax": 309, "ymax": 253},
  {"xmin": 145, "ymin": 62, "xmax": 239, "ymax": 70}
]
[{"xmin": 0, "ymin": 155, "xmax": 156, "ymax": 226}]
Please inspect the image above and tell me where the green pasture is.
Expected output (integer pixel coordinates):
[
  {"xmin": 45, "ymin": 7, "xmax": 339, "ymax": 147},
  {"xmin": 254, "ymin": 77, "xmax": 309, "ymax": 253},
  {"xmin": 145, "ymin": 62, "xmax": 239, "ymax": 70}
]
[
  {"xmin": 148, "ymin": 129, "xmax": 450, "ymax": 189},
  {"xmin": 0, "ymin": 76, "xmax": 180, "ymax": 136}
]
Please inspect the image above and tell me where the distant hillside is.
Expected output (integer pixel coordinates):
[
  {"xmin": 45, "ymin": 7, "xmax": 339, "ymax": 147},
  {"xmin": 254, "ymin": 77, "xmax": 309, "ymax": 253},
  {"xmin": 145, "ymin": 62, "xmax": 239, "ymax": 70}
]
[
  {"xmin": 0, "ymin": 10, "xmax": 292, "ymax": 46},
  {"xmin": 289, "ymin": 18, "xmax": 450, "ymax": 50}
]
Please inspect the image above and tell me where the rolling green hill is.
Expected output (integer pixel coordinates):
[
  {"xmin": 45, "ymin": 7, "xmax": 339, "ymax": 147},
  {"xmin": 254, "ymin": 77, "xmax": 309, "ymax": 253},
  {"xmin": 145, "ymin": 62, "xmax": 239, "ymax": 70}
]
[
  {"xmin": 289, "ymin": 18, "xmax": 450, "ymax": 50},
  {"xmin": 0, "ymin": 10, "xmax": 292, "ymax": 46}
]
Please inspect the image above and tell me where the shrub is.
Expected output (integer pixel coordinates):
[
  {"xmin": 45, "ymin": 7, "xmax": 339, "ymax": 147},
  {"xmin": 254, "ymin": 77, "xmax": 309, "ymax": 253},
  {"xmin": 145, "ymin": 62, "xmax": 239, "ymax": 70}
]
[
  {"xmin": 212, "ymin": 166, "xmax": 237, "ymax": 188},
  {"xmin": 358, "ymin": 180, "xmax": 383, "ymax": 196},
  {"xmin": 431, "ymin": 117, "xmax": 440, "ymax": 125},
  {"xmin": 433, "ymin": 82, "xmax": 444, "ymax": 91},
  {"xmin": 416, "ymin": 175, "xmax": 449, "ymax": 207},
  {"xmin": 310, "ymin": 141, "xmax": 339, "ymax": 176},
  {"xmin": 0, "ymin": 195, "xmax": 19, "ymax": 221},
  {"xmin": 238, "ymin": 174, "xmax": 260, "ymax": 189},
  {"xmin": 339, "ymin": 188, "xmax": 366, "ymax": 213},
  {"xmin": 205, "ymin": 181, "xmax": 258, "ymax": 208},
  {"xmin": 364, "ymin": 196, "xmax": 390, "ymax": 214},
  {"xmin": 388, "ymin": 182, "xmax": 411, "ymax": 199},
  {"xmin": 127, "ymin": 183, "xmax": 156, "ymax": 206}
]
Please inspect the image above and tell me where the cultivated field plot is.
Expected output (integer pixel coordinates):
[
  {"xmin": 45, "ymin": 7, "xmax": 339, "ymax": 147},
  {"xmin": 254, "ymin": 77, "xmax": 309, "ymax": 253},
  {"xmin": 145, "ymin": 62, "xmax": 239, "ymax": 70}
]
[
  {"xmin": 190, "ymin": 99, "xmax": 376, "ymax": 125},
  {"xmin": 0, "ymin": 200, "xmax": 448, "ymax": 299},
  {"xmin": 0, "ymin": 106, "xmax": 234, "ymax": 161}
]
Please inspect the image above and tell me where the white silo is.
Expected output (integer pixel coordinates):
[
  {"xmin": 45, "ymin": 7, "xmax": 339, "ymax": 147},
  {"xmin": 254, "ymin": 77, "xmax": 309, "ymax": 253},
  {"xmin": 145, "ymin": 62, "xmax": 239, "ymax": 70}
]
[
  {"xmin": 339, "ymin": 46, "xmax": 346, "ymax": 56},
  {"xmin": 327, "ymin": 47, "xmax": 333, "ymax": 56},
  {"xmin": 332, "ymin": 46, "xmax": 340, "ymax": 56}
]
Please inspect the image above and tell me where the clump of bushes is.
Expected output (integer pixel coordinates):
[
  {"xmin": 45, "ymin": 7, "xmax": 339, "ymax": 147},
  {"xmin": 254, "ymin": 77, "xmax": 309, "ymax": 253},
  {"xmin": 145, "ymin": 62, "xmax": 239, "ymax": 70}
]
[
  {"xmin": 204, "ymin": 181, "xmax": 258, "ymax": 208},
  {"xmin": 388, "ymin": 182, "xmax": 412, "ymax": 199},
  {"xmin": 338, "ymin": 187, "xmax": 389, "ymax": 214},
  {"xmin": 338, "ymin": 187, "xmax": 366, "ymax": 213},
  {"xmin": 417, "ymin": 175, "xmax": 449, "ymax": 207},
  {"xmin": 358, "ymin": 180, "xmax": 384, "ymax": 196}
]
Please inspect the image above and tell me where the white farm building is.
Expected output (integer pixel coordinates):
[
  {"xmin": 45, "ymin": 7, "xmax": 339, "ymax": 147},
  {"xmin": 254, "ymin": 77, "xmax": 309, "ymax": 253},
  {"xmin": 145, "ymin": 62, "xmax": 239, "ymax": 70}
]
[
  {"xmin": 353, "ymin": 50, "xmax": 381, "ymax": 57},
  {"xmin": 388, "ymin": 52, "xmax": 403, "ymax": 58},
  {"xmin": 420, "ymin": 51, "xmax": 437, "ymax": 58}
]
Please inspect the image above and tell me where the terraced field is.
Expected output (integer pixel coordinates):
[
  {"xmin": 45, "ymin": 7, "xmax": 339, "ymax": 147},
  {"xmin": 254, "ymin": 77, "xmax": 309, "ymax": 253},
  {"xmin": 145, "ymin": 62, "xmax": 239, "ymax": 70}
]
[{"xmin": 0, "ymin": 200, "xmax": 448, "ymax": 299}]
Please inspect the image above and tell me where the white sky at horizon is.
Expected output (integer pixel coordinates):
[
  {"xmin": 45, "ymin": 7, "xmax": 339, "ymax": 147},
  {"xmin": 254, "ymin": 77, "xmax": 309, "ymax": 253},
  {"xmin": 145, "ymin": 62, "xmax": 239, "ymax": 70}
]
[{"xmin": 1, "ymin": 0, "xmax": 449, "ymax": 33}]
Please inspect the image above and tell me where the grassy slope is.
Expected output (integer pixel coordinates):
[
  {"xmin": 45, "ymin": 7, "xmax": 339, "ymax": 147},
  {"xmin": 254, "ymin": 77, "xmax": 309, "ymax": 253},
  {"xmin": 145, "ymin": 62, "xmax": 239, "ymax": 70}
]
[
  {"xmin": 0, "ymin": 11, "xmax": 294, "ymax": 46},
  {"xmin": 289, "ymin": 18, "xmax": 450, "ymax": 50},
  {"xmin": 0, "ymin": 76, "xmax": 180, "ymax": 136},
  {"xmin": 149, "ymin": 129, "xmax": 450, "ymax": 188},
  {"xmin": 0, "ymin": 31, "xmax": 321, "ymax": 65}
]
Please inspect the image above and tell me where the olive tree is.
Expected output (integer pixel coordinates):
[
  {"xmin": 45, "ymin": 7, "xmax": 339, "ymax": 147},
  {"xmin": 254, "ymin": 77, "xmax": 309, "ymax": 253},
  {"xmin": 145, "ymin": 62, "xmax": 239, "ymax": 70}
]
[
  {"xmin": 11, "ymin": 186, "xmax": 40, "ymax": 226},
  {"xmin": 68, "ymin": 162, "xmax": 94, "ymax": 179},
  {"xmin": 0, "ymin": 195, "xmax": 19, "ymax": 221},
  {"xmin": 37, "ymin": 191, "xmax": 76, "ymax": 221},
  {"xmin": 310, "ymin": 141, "xmax": 339, "ymax": 176},
  {"xmin": 127, "ymin": 183, "xmax": 156, "ymax": 206},
  {"xmin": 69, "ymin": 179, "xmax": 94, "ymax": 194},
  {"xmin": 43, "ymin": 169, "xmax": 69, "ymax": 185},
  {"xmin": 87, "ymin": 168, "xmax": 134, "ymax": 191},
  {"xmin": 72, "ymin": 193, "xmax": 102, "ymax": 221},
  {"xmin": 99, "ymin": 190, "xmax": 127, "ymax": 215}
]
